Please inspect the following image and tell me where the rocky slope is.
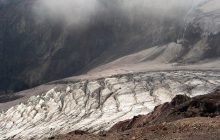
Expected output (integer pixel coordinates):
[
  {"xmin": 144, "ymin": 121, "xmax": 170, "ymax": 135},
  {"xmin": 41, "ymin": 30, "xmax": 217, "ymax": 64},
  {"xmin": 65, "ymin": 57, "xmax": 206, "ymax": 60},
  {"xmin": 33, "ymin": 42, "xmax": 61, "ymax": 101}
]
[
  {"xmin": 110, "ymin": 87, "xmax": 220, "ymax": 132},
  {"xmin": 47, "ymin": 88, "xmax": 220, "ymax": 140},
  {"xmin": 49, "ymin": 117, "xmax": 220, "ymax": 140},
  {"xmin": 0, "ymin": 71, "xmax": 220, "ymax": 139}
]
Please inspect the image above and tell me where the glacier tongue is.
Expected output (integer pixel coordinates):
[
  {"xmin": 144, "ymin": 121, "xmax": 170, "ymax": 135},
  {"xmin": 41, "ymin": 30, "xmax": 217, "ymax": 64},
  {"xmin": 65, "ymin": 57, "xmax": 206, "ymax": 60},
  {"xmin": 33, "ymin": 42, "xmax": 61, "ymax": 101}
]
[{"xmin": 1, "ymin": 71, "xmax": 220, "ymax": 139}]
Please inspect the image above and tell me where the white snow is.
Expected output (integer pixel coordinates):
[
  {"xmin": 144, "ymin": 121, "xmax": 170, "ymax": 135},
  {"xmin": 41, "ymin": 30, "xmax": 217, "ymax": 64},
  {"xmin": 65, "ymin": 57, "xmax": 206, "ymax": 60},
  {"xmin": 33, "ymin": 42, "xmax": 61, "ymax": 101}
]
[{"xmin": 0, "ymin": 71, "xmax": 220, "ymax": 139}]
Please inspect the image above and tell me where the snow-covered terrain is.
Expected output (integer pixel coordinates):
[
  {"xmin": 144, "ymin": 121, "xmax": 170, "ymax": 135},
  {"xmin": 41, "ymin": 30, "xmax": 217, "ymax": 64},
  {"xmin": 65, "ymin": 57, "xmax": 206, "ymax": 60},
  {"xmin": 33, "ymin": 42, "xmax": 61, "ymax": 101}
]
[
  {"xmin": 1, "ymin": 0, "xmax": 220, "ymax": 140},
  {"xmin": 0, "ymin": 71, "xmax": 220, "ymax": 139}
]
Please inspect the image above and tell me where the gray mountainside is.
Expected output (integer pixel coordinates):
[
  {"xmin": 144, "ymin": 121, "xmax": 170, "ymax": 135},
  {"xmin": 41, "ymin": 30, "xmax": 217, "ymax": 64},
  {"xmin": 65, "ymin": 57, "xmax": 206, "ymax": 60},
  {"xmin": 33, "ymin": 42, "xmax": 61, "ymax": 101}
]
[{"xmin": 0, "ymin": 0, "xmax": 220, "ymax": 93}]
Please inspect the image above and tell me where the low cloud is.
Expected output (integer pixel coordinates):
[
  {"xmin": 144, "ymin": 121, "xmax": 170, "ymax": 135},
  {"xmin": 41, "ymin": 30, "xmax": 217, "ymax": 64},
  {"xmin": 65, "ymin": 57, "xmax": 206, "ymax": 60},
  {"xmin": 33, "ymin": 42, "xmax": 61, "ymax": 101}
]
[
  {"xmin": 33, "ymin": 0, "xmax": 207, "ymax": 27},
  {"xmin": 33, "ymin": 0, "xmax": 100, "ymax": 26}
]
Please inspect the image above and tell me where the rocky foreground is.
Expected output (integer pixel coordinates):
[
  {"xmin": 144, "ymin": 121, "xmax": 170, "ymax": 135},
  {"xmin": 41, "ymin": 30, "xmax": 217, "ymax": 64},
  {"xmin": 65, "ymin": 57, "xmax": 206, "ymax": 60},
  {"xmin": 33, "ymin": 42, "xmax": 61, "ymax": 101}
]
[
  {"xmin": 49, "ymin": 87, "xmax": 220, "ymax": 140},
  {"xmin": 0, "ymin": 71, "xmax": 220, "ymax": 139}
]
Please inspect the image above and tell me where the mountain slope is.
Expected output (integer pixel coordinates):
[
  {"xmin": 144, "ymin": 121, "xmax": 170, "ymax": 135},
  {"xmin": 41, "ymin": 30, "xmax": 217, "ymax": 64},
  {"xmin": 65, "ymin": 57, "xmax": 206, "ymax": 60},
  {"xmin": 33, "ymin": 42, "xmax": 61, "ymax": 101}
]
[
  {"xmin": 1, "ymin": 0, "xmax": 220, "ymax": 139},
  {"xmin": 0, "ymin": 0, "xmax": 185, "ymax": 93},
  {"xmin": 2, "ymin": 0, "xmax": 220, "ymax": 93}
]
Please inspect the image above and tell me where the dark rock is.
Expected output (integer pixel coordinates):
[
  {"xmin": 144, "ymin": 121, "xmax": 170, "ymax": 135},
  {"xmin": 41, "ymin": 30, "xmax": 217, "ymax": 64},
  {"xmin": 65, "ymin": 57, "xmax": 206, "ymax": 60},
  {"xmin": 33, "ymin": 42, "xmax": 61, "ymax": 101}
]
[
  {"xmin": 69, "ymin": 130, "xmax": 88, "ymax": 135},
  {"xmin": 109, "ymin": 88, "xmax": 220, "ymax": 132},
  {"xmin": 171, "ymin": 95, "xmax": 191, "ymax": 107}
]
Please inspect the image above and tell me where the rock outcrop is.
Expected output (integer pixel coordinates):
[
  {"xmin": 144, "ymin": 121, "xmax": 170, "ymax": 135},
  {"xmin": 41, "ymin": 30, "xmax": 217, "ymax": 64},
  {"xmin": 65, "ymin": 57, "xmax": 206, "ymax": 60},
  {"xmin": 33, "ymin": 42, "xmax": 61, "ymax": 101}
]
[{"xmin": 110, "ymin": 87, "xmax": 220, "ymax": 132}]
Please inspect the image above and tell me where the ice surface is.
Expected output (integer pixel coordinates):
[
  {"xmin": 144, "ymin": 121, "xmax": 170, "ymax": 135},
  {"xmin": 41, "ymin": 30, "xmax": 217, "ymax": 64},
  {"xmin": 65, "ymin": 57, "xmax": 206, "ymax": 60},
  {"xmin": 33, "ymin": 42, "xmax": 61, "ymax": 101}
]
[{"xmin": 0, "ymin": 71, "xmax": 220, "ymax": 139}]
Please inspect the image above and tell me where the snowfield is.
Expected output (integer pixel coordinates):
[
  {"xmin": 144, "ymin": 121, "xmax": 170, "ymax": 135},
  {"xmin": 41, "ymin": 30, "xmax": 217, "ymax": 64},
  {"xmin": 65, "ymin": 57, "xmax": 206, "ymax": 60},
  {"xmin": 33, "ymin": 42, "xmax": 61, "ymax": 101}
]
[{"xmin": 0, "ymin": 71, "xmax": 220, "ymax": 139}]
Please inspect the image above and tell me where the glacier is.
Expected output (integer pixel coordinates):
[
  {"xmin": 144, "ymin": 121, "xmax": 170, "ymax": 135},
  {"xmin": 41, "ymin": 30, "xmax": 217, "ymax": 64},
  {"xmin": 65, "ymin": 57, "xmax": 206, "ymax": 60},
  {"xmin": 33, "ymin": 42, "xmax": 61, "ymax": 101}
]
[{"xmin": 0, "ymin": 71, "xmax": 220, "ymax": 139}]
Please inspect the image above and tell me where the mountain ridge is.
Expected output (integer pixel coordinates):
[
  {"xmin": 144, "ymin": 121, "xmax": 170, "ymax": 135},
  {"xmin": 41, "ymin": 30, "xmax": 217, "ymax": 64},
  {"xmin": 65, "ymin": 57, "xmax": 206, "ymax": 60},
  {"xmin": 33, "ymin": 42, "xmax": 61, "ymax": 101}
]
[{"xmin": 1, "ymin": 0, "xmax": 218, "ymax": 93}]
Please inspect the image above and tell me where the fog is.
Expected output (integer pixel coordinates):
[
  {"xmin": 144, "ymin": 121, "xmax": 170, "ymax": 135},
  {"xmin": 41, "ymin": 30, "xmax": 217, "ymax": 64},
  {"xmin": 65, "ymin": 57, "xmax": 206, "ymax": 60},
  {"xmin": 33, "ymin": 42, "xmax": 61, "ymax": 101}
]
[
  {"xmin": 33, "ymin": 0, "xmax": 207, "ymax": 26},
  {"xmin": 0, "ymin": 0, "xmax": 7, "ymax": 4},
  {"xmin": 33, "ymin": 0, "xmax": 100, "ymax": 26}
]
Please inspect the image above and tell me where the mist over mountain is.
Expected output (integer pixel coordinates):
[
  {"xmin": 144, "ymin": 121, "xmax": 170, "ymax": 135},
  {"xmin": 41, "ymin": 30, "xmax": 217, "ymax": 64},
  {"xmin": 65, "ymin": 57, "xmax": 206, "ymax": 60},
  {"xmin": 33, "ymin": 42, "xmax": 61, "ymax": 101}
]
[
  {"xmin": 0, "ymin": 0, "xmax": 219, "ymax": 93},
  {"xmin": 33, "ymin": 0, "xmax": 205, "ymax": 26},
  {"xmin": 1, "ymin": 0, "xmax": 220, "ymax": 139}
]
